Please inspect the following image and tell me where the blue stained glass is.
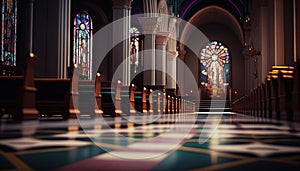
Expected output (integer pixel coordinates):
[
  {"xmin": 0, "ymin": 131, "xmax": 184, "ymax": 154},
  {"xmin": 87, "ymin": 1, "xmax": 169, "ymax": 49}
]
[{"xmin": 1, "ymin": 0, "xmax": 17, "ymax": 67}]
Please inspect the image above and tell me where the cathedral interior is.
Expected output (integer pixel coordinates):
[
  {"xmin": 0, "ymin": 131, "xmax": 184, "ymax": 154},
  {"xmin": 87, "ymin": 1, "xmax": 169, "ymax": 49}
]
[{"xmin": 0, "ymin": 0, "xmax": 300, "ymax": 170}]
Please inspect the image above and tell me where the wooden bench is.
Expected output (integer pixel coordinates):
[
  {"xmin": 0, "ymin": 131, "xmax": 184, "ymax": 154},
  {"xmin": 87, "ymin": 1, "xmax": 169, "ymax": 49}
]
[
  {"xmin": 75, "ymin": 73, "xmax": 105, "ymax": 118},
  {"xmin": 0, "ymin": 53, "xmax": 39, "ymax": 120},
  {"xmin": 35, "ymin": 65, "xmax": 80, "ymax": 119},
  {"xmin": 101, "ymin": 81, "xmax": 122, "ymax": 117},
  {"xmin": 94, "ymin": 73, "xmax": 104, "ymax": 115},
  {"xmin": 292, "ymin": 62, "xmax": 300, "ymax": 121},
  {"xmin": 277, "ymin": 70, "xmax": 294, "ymax": 121},
  {"xmin": 152, "ymin": 91, "xmax": 163, "ymax": 115},
  {"xmin": 133, "ymin": 87, "xmax": 147, "ymax": 114},
  {"xmin": 120, "ymin": 84, "xmax": 136, "ymax": 115}
]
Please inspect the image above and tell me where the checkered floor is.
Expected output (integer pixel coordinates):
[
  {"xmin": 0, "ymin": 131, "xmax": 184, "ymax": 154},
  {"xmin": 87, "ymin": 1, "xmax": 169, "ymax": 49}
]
[{"xmin": 1, "ymin": 113, "xmax": 300, "ymax": 170}]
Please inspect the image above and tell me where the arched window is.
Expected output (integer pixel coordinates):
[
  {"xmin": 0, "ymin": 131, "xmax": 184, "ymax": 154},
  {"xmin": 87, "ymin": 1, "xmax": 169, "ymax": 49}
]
[
  {"xmin": 1, "ymin": 0, "xmax": 17, "ymax": 69},
  {"xmin": 200, "ymin": 41, "xmax": 230, "ymax": 97},
  {"xmin": 130, "ymin": 27, "xmax": 140, "ymax": 74},
  {"xmin": 73, "ymin": 11, "xmax": 93, "ymax": 80}
]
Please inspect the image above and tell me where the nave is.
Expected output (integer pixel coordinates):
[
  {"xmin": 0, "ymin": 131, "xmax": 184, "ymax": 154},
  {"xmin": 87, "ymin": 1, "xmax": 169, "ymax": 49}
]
[{"xmin": 1, "ymin": 113, "xmax": 300, "ymax": 171}]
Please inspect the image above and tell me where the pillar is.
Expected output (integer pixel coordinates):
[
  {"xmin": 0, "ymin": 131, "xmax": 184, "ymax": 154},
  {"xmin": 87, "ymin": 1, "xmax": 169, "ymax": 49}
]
[
  {"xmin": 28, "ymin": 0, "xmax": 34, "ymax": 52},
  {"xmin": 274, "ymin": 0, "xmax": 285, "ymax": 65},
  {"xmin": 58, "ymin": 0, "xmax": 71, "ymax": 78},
  {"xmin": 177, "ymin": 49, "xmax": 186, "ymax": 96},
  {"xmin": 260, "ymin": 0, "xmax": 269, "ymax": 82},
  {"xmin": 284, "ymin": 0, "xmax": 294, "ymax": 65},
  {"xmin": 17, "ymin": 0, "xmax": 35, "ymax": 72},
  {"xmin": 167, "ymin": 17, "xmax": 178, "ymax": 90},
  {"xmin": 138, "ymin": 17, "xmax": 159, "ymax": 86},
  {"xmin": 166, "ymin": 51, "xmax": 178, "ymax": 89},
  {"xmin": 112, "ymin": 0, "xmax": 132, "ymax": 85},
  {"xmin": 155, "ymin": 32, "xmax": 169, "ymax": 88},
  {"xmin": 296, "ymin": 0, "xmax": 300, "ymax": 61}
]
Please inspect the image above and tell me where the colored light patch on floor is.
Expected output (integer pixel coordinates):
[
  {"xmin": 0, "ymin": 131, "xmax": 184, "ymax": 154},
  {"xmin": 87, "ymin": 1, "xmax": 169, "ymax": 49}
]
[
  {"xmin": 17, "ymin": 145, "xmax": 106, "ymax": 171},
  {"xmin": 152, "ymin": 149, "xmax": 238, "ymax": 170}
]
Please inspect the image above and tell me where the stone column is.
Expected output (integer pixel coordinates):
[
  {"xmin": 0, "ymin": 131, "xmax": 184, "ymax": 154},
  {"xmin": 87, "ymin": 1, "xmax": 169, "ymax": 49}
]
[
  {"xmin": 296, "ymin": 0, "xmax": 300, "ymax": 62},
  {"xmin": 16, "ymin": 0, "xmax": 34, "ymax": 67},
  {"xmin": 155, "ymin": 32, "xmax": 169, "ymax": 88},
  {"xmin": 166, "ymin": 51, "xmax": 178, "ymax": 89},
  {"xmin": 274, "ymin": 0, "xmax": 285, "ymax": 65},
  {"xmin": 284, "ymin": 0, "xmax": 294, "ymax": 65},
  {"xmin": 138, "ymin": 17, "xmax": 159, "ymax": 86},
  {"xmin": 58, "ymin": 0, "xmax": 71, "ymax": 78},
  {"xmin": 177, "ymin": 49, "xmax": 186, "ymax": 96},
  {"xmin": 260, "ymin": 0, "xmax": 269, "ymax": 82},
  {"xmin": 166, "ymin": 17, "xmax": 178, "ymax": 90},
  {"xmin": 17, "ymin": 0, "xmax": 35, "ymax": 72},
  {"xmin": 113, "ymin": 0, "xmax": 132, "ymax": 85}
]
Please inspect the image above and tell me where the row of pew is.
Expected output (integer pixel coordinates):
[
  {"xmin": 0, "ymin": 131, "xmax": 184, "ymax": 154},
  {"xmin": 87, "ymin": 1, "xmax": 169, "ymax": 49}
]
[
  {"xmin": 232, "ymin": 62, "xmax": 300, "ymax": 122},
  {"xmin": 0, "ymin": 53, "xmax": 196, "ymax": 121}
]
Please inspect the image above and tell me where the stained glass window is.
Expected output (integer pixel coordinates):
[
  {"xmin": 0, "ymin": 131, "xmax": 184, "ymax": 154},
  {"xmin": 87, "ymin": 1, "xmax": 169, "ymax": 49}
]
[
  {"xmin": 73, "ymin": 11, "xmax": 93, "ymax": 80},
  {"xmin": 1, "ymin": 0, "xmax": 17, "ymax": 67},
  {"xmin": 200, "ymin": 41, "xmax": 230, "ymax": 97},
  {"xmin": 130, "ymin": 27, "xmax": 140, "ymax": 74}
]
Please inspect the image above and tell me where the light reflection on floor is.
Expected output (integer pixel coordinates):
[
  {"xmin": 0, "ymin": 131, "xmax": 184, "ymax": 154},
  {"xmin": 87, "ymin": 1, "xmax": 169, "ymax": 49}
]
[{"xmin": 1, "ymin": 113, "xmax": 300, "ymax": 170}]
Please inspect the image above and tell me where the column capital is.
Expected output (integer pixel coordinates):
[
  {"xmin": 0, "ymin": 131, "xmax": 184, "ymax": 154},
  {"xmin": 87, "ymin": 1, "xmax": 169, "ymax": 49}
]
[
  {"xmin": 113, "ymin": 0, "xmax": 133, "ymax": 9},
  {"xmin": 156, "ymin": 32, "xmax": 170, "ymax": 45},
  {"xmin": 138, "ymin": 17, "xmax": 159, "ymax": 34},
  {"xmin": 167, "ymin": 51, "xmax": 178, "ymax": 60}
]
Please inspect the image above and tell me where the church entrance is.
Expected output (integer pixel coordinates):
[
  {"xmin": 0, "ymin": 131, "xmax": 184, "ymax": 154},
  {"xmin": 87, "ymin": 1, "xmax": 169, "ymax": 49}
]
[{"xmin": 200, "ymin": 41, "xmax": 231, "ymax": 98}]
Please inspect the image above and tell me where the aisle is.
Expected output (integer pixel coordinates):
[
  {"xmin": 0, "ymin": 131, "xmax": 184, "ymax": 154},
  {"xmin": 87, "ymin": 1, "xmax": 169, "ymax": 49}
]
[{"xmin": 1, "ymin": 113, "xmax": 300, "ymax": 170}]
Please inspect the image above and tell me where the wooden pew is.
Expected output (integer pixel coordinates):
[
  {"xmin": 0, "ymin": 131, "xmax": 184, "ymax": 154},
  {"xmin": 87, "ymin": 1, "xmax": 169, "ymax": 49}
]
[
  {"xmin": 120, "ymin": 84, "xmax": 136, "ymax": 115},
  {"xmin": 147, "ymin": 89, "xmax": 154, "ymax": 114},
  {"xmin": 250, "ymin": 90, "xmax": 254, "ymax": 116},
  {"xmin": 129, "ymin": 85, "xmax": 136, "ymax": 114},
  {"xmin": 35, "ymin": 65, "xmax": 80, "ymax": 119},
  {"xmin": 0, "ymin": 53, "xmax": 39, "ymax": 120},
  {"xmin": 270, "ymin": 76, "xmax": 279, "ymax": 120},
  {"xmin": 265, "ymin": 78, "xmax": 272, "ymax": 118},
  {"xmin": 162, "ymin": 93, "xmax": 167, "ymax": 114},
  {"xmin": 253, "ymin": 88, "xmax": 258, "ymax": 117},
  {"xmin": 174, "ymin": 97, "xmax": 177, "ymax": 114},
  {"xmin": 152, "ymin": 91, "xmax": 159, "ymax": 114},
  {"xmin": 277, "ymin": 70, "xmax": 294, "ymax": 121},
  {"xmin": 292, "ymin": 62, "xmax": 300, "ymax": 121},
  {"xmin": 133, "ymin": 87, "xmax": 147, "ymax": 114},
  {"xmin": 101, "ymin": 81, "xmax": 122, "ymax": 117},
  {"xmin": 94, "ymin": 73, "xmax": 104, "ymax": 115},
  {"xmin": 261, "ymin": 83, "xmax": 267, "ymax": 118},
  {"xmin": 167, "ymin": 95, "xmax": 171, "ymax": 114},
  {"xmin": 77, "ymin": 73, "xmax": 105, "ymax": 118},
  {"xmin": 267, "ymin": 66, "xmax": 294, "ymax": 120},
  {"xmin": 257, "ymin": 85, "xmax": 262, "ymax": 117}
]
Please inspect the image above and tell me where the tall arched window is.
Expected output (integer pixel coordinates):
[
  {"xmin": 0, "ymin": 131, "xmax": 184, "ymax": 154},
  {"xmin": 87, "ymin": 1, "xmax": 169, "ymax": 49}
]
[
  {"xmin": 1, "ymin": 0, "xmax": 17, "ymax": 70},
  {"xmin": 200, "ymin": 41, "xmax": 230, "ymax": 97},
  {"xmin": 73, "ymin": 11, "xmax": 93, "ymax": 80},
  {"xmin": 130, "ymin": 27, "xmax": 140, "ymax": 74}
]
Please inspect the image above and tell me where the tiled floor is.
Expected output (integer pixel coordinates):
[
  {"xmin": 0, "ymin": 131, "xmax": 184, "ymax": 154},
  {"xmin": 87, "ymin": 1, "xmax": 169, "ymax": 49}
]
[{"xmin": 1, "ymin": 113, "xmax": 300, "ymax": 170}]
